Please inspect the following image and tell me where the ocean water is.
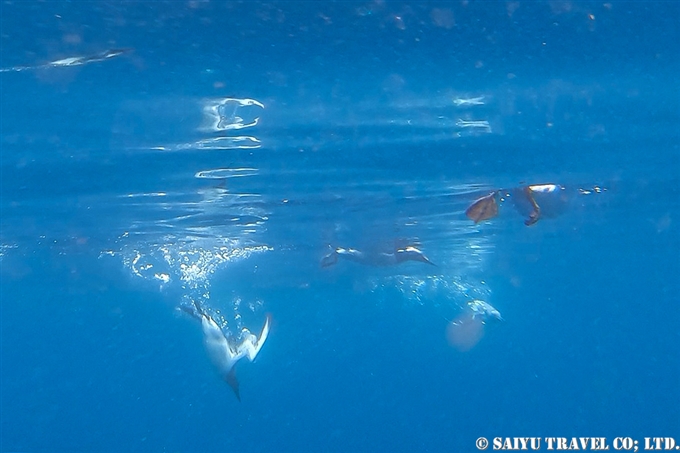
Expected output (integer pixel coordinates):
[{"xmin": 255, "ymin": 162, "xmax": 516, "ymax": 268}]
[{"xmin": 1, "ymin": 2, "xmax": 678, "ymax": 452}]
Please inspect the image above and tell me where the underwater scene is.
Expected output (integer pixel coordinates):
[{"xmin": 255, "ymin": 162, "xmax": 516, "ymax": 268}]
[{"xmin": 1, "ymin": 2, "xmax": 678, "ymax": 452}]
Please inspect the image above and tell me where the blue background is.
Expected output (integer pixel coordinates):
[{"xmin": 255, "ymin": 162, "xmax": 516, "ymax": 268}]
[{"xmin": 1, "ymin": 1, "xmax": 678, "ymax": 452}]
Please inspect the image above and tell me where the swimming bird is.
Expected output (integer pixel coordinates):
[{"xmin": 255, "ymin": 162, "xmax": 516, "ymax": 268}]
[
  {"xmin": 513, "ymin": 184, "xmax": 565, "ymax": 226},
  {"xmin": 181, "ymin": 302, "xmax": 270, "ymax": 401},
  {"xmin": 447, "ymin": 300, "xmax": 502, "ymax": 352},
  {"xmin": 466, "ymin": 184, "xmax": 568, "ymax": 226},
  {"xmin": 321, "ymin": 245, "xmax": 435, "ymax": 267},
  {"xmin": 0, "ymin": 48, "xmax": 133, "ymax": 72},
  {"xmin": 465, "ymin": 191, "xmax": 499, "ymax": 223},
  {"xmin": 466, "ymin": 299, "xmax": 503, "ymax": 323}
]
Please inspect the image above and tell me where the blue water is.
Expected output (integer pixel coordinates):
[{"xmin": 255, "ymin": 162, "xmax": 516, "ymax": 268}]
[{"xmin": 1, "ymin": 2, "xmax": 679, "ymax": 452}]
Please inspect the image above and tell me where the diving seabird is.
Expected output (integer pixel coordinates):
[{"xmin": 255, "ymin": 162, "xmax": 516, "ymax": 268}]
[
  {"xmin": 182, "ymin": 302, "xmax": 270, "ymax": 401},
  {"xmin": 466, "ymin": 299, "xmax": 503, "ymax": 323},
  {"xmin": 447, "ymin": 300, "xmax": 502, "ymax": 351},
  {"xmin": 321, "ymin": 245, "xmax": 435, "ymax": 268}
]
